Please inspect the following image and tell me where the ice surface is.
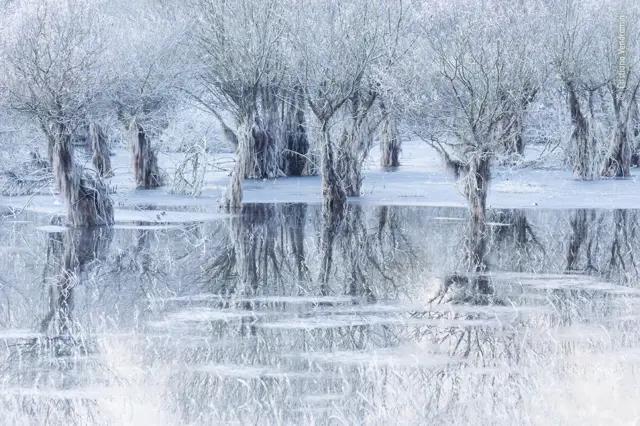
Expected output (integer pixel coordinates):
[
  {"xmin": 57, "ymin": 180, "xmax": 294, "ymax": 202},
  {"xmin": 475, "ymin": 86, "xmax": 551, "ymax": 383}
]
[{"xmin": 4, "ymin": 141, "xmax": 640, "ymax": 212}]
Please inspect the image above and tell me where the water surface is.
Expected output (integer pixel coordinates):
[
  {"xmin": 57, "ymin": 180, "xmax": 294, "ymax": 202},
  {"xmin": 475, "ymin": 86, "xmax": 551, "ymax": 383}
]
[{"xmin": 1, "ymin": 205, "xmax": 639, "ymax": 425}]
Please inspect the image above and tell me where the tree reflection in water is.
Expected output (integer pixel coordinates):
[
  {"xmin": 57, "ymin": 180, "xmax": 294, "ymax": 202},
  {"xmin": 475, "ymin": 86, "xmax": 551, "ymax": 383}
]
[{"xmin": 1, "ymin": 206, "xmax": 640, "ymax": 424}]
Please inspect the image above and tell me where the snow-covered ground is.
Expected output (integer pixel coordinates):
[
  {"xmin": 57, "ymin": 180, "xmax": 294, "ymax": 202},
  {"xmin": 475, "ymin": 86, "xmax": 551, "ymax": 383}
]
[{"xmin": 2, "ymin": 141, "xmax": 640, "ymax": 218}]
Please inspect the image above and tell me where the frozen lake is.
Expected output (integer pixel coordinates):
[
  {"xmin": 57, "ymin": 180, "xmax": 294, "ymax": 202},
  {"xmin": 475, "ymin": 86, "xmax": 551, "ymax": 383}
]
[{"xmin": 1, "ymin": 204, "xmax": 640, "ymax": 425}]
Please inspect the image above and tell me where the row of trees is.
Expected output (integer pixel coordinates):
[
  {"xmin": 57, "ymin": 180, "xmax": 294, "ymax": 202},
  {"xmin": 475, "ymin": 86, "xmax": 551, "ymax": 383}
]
[{"xmin": 0, "ymin": 0, "xmax": 638, "ymax": 227}]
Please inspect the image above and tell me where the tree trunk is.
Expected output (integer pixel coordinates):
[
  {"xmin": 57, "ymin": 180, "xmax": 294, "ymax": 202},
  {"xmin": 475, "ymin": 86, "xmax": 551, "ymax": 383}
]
[
  {"xmin": 336, "ymin": 92, "xmax": 377, "ymax": 196},
  {"xmin": 502, "ymin": 88, "xmax": 537, "ymax": 158},
  {"xmin": 379, "ymin": 101, "xmax": 401, "ymax": 167},
  {"xmin": 502, "ymin": 113, "xmax": 525, "ymax": 157},
  {"xmin": 282, "ymin": 87, "xmax": 309, "ymax": 176},
  {"xmin": 602, "ymin": 84, "xmax": 638, "ymax": 177},
  {"xmin": 336, "ymin": 129, "xmax": 364, "ymax": 196},
  {"xmin": 129, "ymin": 120, "xmax": 162, "ymax": 189},
  {"xmin": 225, "ymin": 114, "xmax": 271, "ymax": 210},
  {"xmin": 256, "ymin": 87, "xmax": 280, "ymax": 179},
  {"xmin": 242, "ymin": 118, "xmax": 270, "ymax": 179},
  {"xmin": 224, "ymin": 121, "xmax": 249, "ymax": 211},
  {"xmin": 566, "ymin": 81, "xmax": 596, "ymax": 180},
  {"xmin": 320, "ymin": 123, "xmax": 347, "ymax": 216},
  {"xmin": 514, "ymin": 129, "xmax": 525, "ymax": 156},
  {"xmin": 601, "ymin": 118, "xmax": 631, "ymax": 177},
  {"xmin": 463, "ymin": 151, "xmax": 490, "ymax": 273},
  {"xmin": 464, "ymin": 150, "xmax": 490, "ymax": 226},
  {"xmin": 47, "ymin": 137, "xmax": 55, "ymax": 171},
  {"xmin": 52, "ymin": 125, "xmax": 114, "ymax": 227},
  {"xmin": 89, "ymin": 123, "xmax": 113, "ymax": 178}
]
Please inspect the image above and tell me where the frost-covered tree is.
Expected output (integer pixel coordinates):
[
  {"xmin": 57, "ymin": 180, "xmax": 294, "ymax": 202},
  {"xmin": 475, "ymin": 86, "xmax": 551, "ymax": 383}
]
[
  {"xmin": 290, "ymin": 0, "xmax": 387, "ymax": 213},
  {"xmin": 374, "ymin": 1, "xmax": 418, "ymax": 168},
  {"xmin": 395, "ymin": 0, "xmax": 543, "ymax": 259},
  {"xmin": 193, "ymin": 0, "xmax": 301, "ymax": 209},
  {"xmin": 548, "ymin": 0, "xmax": 612, "ymax": 179},
  {"xmin": 107, "ymin": 0, "xmax": 189, "ymax": 189},
  {"xmin": 0, "ymin": 0, "xmax": 113, "ymax": 226}
]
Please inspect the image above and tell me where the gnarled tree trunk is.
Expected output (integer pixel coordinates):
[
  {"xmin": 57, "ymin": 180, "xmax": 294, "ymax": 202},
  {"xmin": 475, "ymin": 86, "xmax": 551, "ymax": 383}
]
[
  {"xmin": 566, "ymin": 81, "xmax": 596, "ymax": 180},
  {"xmin": 225, "ymin": 120, "xmax": 250, "ymax": 211},
  {"xmin": 47, "ymin": 137, "xmax": 55, "ymax": 171},
  {"xmin": 320, "ymin": 122, "xmax": 347, "ymax": 216},
  {"xmin": 52, "ymin": 124, "xmax": 113, "ymax": 227},
  {"xmin": 89, "ymin": 122, "xmax": 113, "ymax": 178},
  {"xmin": 601, "ymin": 118, "xmax": 631, "ymax": 177},
  {"xmin": 501, "ymin": 113, "xmax": 525, "ymax": 157},
  {"xmin": 500, "ymin": 87, "xmax": 537, "ymax": 158},
  {"xmin": 463, "ymin": 149, "xmax": 490, "ymax": 273},
  {"xmin": 225, "ymin": 114, "xmax": 271, "ymax": 210},
  {"xmin": 258, "ymin": 86, "xmax": 282, "ymax": 179},
  {"xmin": 464, "ymin": 149, "xmax": 490, "ymax": 226},
  {"xmin": 129, "ymin": 120, "xmax": 162, "ymax": 189},
  {"xmin": 336, "ymin": 92, "xmax": 377, "ymax": 196},
  {"xmin": 244, "ymin": 115, "xmax": 274, "ymax": 179},
  {"xmin": 379, "ymin": 100, "xmax": 401, "ymax": 167},
  {"xmin": 282, "ymin": 86, "xmax": 309, "ymax": 176},
  {"xmin": 602, "ymin": 83, "xmax": 639, "ymax": 177},
  {"xmin": 336, "ymin": 123, "xmax": 372, "ymax": 196}
]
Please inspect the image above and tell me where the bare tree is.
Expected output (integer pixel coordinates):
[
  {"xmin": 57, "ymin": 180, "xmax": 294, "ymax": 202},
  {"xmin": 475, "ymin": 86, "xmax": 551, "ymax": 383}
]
[
  {"xmin": 375, "ymin": 1, "xmax": 417, "ymax": 168},
  {"xmin": 403, "ymin": 0, "xmax": 542, "ymax": 224},
  {"xmin": 550, "ymin": 0, "xmax": 611, "ymax": 179},
  {"xmin": 291, "ymin": 0, "xmax": 385, "ymax": 214},
  {"xmin": 108, "ymin": 0, "xmax": 189, "ymax": 188},
  {"xmin": 193, "ymin": 0, "xmax": 289, "ymax": 209},
  {"xmin": 0, "ymin": 0, "xmax": 113, "ymax": 226}
]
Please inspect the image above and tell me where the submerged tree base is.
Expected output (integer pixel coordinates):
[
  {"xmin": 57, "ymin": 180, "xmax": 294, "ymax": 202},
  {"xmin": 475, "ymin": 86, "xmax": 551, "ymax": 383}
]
[
  {"xmin": 57, "ymin": 168, "xmax": 114, "ymax": 227},
  {"xmin": 130, "ymin": 121, "xmax": 163, "ymax": 189},
  {"xmin": 53, "ymin": 134, "xmax": 114, "ymax": 227}
]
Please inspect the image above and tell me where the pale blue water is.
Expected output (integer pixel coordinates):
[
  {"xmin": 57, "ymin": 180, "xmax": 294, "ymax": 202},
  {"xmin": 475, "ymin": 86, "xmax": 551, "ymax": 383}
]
[{"xmin": 0, "ymin": 205, "xmax": 639, "ymax": 425}]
